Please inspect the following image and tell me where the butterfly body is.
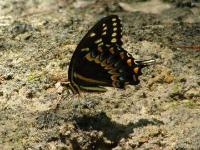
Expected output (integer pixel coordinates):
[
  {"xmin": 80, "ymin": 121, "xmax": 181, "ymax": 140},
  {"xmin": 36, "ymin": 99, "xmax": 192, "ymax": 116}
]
[{"xmin": 68, "ymin": 15, "xmax": 154, "ymax": 94}]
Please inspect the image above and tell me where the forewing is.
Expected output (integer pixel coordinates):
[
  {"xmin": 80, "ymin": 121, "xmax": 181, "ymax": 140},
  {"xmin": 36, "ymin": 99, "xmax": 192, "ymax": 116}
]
[{"xmin": 76, "ymin": 15, "xmax": 123, "ymax": 51}]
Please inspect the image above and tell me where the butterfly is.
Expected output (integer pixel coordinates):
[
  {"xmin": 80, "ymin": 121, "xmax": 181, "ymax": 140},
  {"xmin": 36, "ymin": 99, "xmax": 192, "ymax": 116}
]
[{"xmin": 68, "ymin": 15, "xmax": 155, "ymax": 94}]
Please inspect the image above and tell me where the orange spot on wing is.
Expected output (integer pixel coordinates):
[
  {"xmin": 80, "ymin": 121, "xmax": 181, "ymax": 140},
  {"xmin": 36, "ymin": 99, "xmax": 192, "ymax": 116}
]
[
  {"xmin": 84, "ymin": 53, "xmax": 93, "ymax": 61},
  {"xmin": 94, "ymin": 57, "xmax": 100, "ymax": 64},
  {"xmin": 133, "ymin": 67, "xmax": 139, "ymax": 74},
  {"xmin": 127, "ymin": 59, "xmax": 132, "ymax": 66}
]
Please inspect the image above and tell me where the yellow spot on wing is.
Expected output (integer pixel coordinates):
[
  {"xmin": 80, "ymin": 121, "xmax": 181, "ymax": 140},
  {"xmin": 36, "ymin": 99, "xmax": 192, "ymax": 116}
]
[
  {"xmin": 113, "ymin": 27, "xmax": 117, "ymax": 31},
  {"xmin": 90, "ymin": 32, "xmax": 96, "ymax": 37},
  {"xmin": 95, "ymin": 38, "xmax": 102, "ymax": 44},
  {"xmin": 102, "ymin": 31, "xmax": 106, "ymax": 35},
  {"xmin": 112, "ymin": 18, "xmax": 117, "ymax": 21},
  {"xmin": 103, "ymin": 26, "xmax": 107, "ymax": 31},
  {"xmin": 81, "ymin": 48, "xmax": 90, "ymax": 51},
  {"xmin": 98, "ymin": 42, "xmax": 104, "ymax": 47},
  {"xmin": 113, "ymin": 22, "xmax": 117, "ymax": 26},
  {"xmin": 111, "ymin": 38, "xmax": 117, "ymax": 43},
  {"xmin": 112, "ymin": 32, "xmax": 117, "ymax": 37}
]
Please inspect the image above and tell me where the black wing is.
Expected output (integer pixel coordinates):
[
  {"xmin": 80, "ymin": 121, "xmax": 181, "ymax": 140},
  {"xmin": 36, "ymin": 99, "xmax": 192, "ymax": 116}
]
[
  {"xmin": 68, "ymin": 15, "xmax": 124, "ymax": 93},
  {"xmin": 68, "ymin": 15, "xmax": 153, "ymax": 94}
]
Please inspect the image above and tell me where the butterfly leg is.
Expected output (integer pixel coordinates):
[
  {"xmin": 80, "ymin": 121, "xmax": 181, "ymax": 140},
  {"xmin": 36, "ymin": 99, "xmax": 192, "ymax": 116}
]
[
  {"xmin": 61, "ymin": 81, "xmax": 82, "ymax": 96},
  {"xmin": 51, "ymin": 81, "xmax": 83, "ymax": 111}
]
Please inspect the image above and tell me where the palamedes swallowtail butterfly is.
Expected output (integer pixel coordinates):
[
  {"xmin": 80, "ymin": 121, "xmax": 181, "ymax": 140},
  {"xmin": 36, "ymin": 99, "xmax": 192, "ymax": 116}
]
[{"xmin": 68, "ymin": 15, "xmax": 155, "ymax": 94}]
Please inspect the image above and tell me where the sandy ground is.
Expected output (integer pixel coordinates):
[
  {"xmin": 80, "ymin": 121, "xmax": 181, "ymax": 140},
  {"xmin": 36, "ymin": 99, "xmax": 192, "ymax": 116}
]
[{"xmin": 0, "ymin": 0, "xmax": 200, "ymax": 149}]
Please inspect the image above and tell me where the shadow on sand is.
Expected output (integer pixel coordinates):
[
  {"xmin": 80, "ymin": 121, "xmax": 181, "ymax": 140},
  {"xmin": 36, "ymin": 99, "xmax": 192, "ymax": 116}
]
[
  {"xmin": 72, "ymin": 112, "xmax": 163, "ymax": 149},
  {"xmin": 36, "ymin": 110, "xmax": 163, "ymax": 149}
]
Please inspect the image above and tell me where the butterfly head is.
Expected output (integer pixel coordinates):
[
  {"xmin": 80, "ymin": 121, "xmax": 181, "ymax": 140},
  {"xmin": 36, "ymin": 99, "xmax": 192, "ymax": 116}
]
[{"xmin": 127, "ymin": 59, "xmax": 155, "ymax": 84}]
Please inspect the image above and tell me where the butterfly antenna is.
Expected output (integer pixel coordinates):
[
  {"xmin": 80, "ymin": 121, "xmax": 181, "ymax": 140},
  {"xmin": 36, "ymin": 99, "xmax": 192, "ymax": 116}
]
[{"xmin": 135, "ymin": 59, "xmax": 156, "ymax": 67}]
